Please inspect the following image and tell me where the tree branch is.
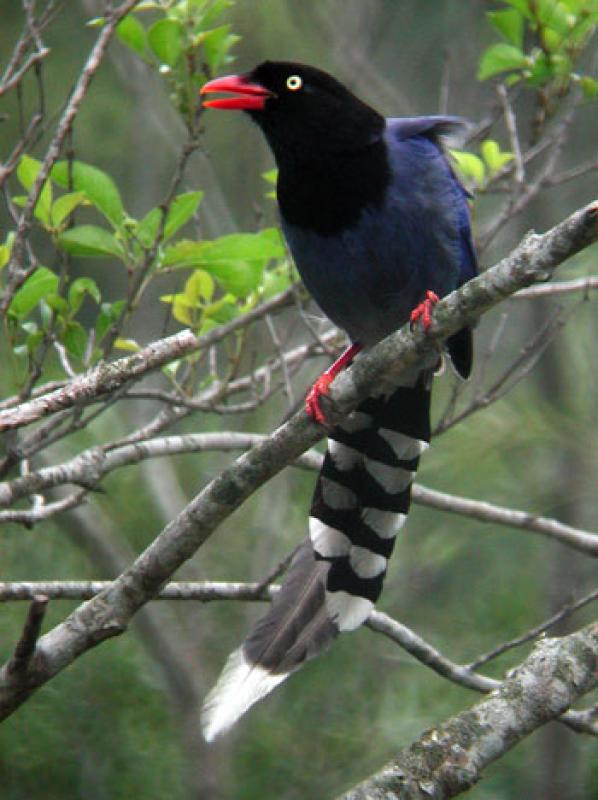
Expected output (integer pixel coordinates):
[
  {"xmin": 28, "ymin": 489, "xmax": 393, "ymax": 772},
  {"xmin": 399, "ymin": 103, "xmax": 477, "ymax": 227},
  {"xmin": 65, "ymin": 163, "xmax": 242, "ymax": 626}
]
[
  {"xmin": 0, "ymin": 286, "xmax": 295, "ymax": 432},
  {"xmin": 411, "ymin": 485, "xmax": 598, "ymax": 557},
  {"xmin": 0, "ymin": 201, "xmax": 596, "ymax": 721},
  {"xmin": 337, "ymin": 623, "xmax": 597, "ymax": 800},
  {"xmin": 6, "ymin": 595, "xmax": 49, "ymax": 675},
  {"xmin": 0, "ymin": 580, "xmax": 594, "ymax": 736}
]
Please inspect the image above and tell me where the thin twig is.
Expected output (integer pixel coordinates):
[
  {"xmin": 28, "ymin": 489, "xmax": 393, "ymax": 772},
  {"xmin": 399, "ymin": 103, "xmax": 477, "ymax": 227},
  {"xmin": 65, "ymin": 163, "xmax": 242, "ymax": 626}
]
[
  {"xmin": 6, "ymin": 595, "xmax": 49, "ymax": 674},
  {"xmin": 0, "ymin": 580, "xmax": 593, "ymax": 736},
  {"xmin": 411, "ymin": 484, "xmax": 598, "ymax": 557},
  {"xmin": 498, "ymin": 84, "xmax": 525, "ymax": 184},
  {"xmin": 467, "ymin": 587, "xmax": 598, "ymax": 670},
  {"xmin": 434, "ymin": 304, "xmax": 571, "ymax": 435}
]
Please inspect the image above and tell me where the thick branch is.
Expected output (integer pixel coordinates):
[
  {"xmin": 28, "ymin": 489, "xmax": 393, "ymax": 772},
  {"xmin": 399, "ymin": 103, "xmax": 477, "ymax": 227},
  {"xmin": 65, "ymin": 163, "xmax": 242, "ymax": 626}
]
[
  {"xmin": 0, "ymin": 202, "xmax": 596, "ymax": 720},
  {"xmin": 338, "ymin": 623, "xmax": 597, "ymax": 800}
]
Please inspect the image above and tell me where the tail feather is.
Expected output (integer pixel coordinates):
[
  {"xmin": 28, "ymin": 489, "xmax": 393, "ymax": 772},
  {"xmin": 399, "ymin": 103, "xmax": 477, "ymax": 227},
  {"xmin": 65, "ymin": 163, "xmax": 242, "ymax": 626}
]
[
  {"xmin": 201, "ymin": 542, "xmax": 337, "ymax": 742},
  {"xmin": 201, "ymin": 372, "xmax": 432, "ymax": 740}
]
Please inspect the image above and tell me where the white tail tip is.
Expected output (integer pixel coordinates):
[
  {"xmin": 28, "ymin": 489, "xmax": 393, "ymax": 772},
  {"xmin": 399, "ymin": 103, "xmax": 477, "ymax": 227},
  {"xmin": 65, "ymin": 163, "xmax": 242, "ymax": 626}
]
[{"xmin": 201, "ymin": 648, "xmax": 289, "ymax": 742}]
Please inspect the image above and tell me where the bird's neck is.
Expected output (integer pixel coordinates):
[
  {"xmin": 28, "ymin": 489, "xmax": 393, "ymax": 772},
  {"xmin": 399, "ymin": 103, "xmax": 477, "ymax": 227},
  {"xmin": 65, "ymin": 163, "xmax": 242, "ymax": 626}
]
[{"xmin": 275, "ymin": 137, "xmax": 390, "ymax": 236}]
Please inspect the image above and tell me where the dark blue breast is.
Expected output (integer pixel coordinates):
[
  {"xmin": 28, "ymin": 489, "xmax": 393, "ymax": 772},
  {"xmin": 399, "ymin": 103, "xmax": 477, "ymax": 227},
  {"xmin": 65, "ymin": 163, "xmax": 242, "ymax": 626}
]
[{"xmin": 281, "ymin": 118, "xmax": 475, "ymax": 347}]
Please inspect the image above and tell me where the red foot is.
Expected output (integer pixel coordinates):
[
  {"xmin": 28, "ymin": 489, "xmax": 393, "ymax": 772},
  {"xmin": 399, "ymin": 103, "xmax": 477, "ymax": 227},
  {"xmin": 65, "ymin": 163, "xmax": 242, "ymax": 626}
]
[
  {"xmin": 306, "ymin": 372, "xmax": 335, "ymax": 425},
  {"xmin": 410, "ymin": 290, "xmax": 440, "ymax": 331},
  {"xmin": 305, "ymin": 343, "xmax": 363, "ymax": 425}
]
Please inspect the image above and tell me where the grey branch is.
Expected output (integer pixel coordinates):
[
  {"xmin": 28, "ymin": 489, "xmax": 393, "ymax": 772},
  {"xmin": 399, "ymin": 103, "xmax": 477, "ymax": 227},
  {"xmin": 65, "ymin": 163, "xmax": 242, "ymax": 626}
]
[
  {"xmin": 513, "ymin": 276, "xmax": 598, "ymax": 298},
  {"xmin": 467, "ymin": 587, "xmax": 598, "ymax": 670},
  {"xmin": 0, "ymin": 286, "xmax": 294, "ymax": 432},
  {"xmin": 6, "ymin": 595, "xmax": 49, "ymax": 675},
  {"xmin": 2, "ymin": 431, "xmax": 596, "ymax": 557},
  {"xmin": 0, "ymin": 580, "xmax": 594, "ymax": 736},
  {"xmin": 0, "ymin": 201, "xmax": 596, "ymax": 721},
  {"xmin": 411, "ymin": 484, "xmax": 598, "ymax": 557},
  {"xmin": 337, "ymin": 623, "xmax": 598, "ymax": 800}
]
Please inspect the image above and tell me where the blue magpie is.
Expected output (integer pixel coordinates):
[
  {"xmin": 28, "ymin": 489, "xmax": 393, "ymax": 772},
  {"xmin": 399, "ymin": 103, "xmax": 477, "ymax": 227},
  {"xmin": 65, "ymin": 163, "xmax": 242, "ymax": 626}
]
[{"xmin": 200, "ymin": 61, "xmax": 476, "ymax": 740}]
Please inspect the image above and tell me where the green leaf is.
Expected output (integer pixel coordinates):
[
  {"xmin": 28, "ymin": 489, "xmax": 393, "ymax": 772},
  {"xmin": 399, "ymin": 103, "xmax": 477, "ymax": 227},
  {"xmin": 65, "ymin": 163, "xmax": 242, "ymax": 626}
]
[
  {"xmin": 52, "ymin": 161, "xmax": 124, "ymax": 228},
  {"xmin": 203, "ymin": 297, "xmax": 239, "ymax": 324},
  {"xmin": 58, "ymin": 225, "xmax": 125, "ymax": 259},
  {"xmin": 17, "ymin": 155, "xmax": 53, "ymax": 226},
  {"xmin": 163, "ymin": 228, "xmax": 285, "ymax": 269},
  {"xmin": 148, "ymin": 19, "xmax": 184, "ymax": 67},
  {"xmin": 25, "ymin": 327, "xmax": 44, "ymax": 354},
  {"xmin": 480, "ymin": 139, "xmax": 514, "ymax": 173},
  {"xmin": 478, "ymin": 43, "xmax": 528, "ymax": 80},
  {"xmin": 164, "ymin": 191, "xmax": 203, "ymax": 240},
  {"xmin": 502, "ymin": 0, "xmax": 535, "ymax": 20},
  {"xmin": 261, "ymin": 263, "xmax": 293, "ymax": 299},
  {"xmin": 262, "ymin": 168, "xmax": 278, "ymax": 185},
  {"xmin": 199, "ymin": 25, "xmax": 240, "ymax": 74},
  {"xmin": 0, "ymin": 231, "xmax": 15, "ymax": 270},
  {"xmin": 263, "ymin": 168, "xmax": 278, "ymax": 199},
  {"xmin": 45, "ymin": 294, "xmax": 69, "ymax": 315},
  {"xmin": 162, "ymin": 229, "xmax": 285, "ymax": 297},
  {"xmin": 184, "ymin": 269, "xmax": 214, "ymax": 303},
  {"xmin": 173, "ymin": 296, "xmax": 194, "ymax": 326},
  {"xmin": 450, "ymin": 150, "xmax": 486, "ymax": 186},
  {"xmin": 487, "ymin": 9, "xmax": 525, "ymax": 47},
  {"xmin": 95, "ymin": 300, "xmax": 126, "ymax": 343},
  {"xmin": 568, "ymin": 12, "xmax": 598, "ymax": 46},
  {"xmin": 161, "ymin": 270, "xmax": 215, "ymax": 326},
  {"xmin": 16, "ymin": 154, "xmax": 41, "ymax": 191},
  {"xmin": 526, "ymin": 51, "xmax": 554, "ymax": 85},
  {"xmin": 0, "ymin": 245, "xmax": 9, "ymax": 270},
  {"xmin": 137, "ymin": 191, "xmax": 203, "ymax": 248},
  {"xmin": 542, "ymin": 27, "xmax": 564, "ymax": 51},
  {"xmin": 211, "ymin": 260, "xmax": 264, "ymax": 297},
  {"xmin": 51, "ymin": 191, "xmax": 86, "ymax": 228},
  {"xmin": 62, "ymin": 321, "xmax": 88, "ymax": 360},
  {"xmin": 116, "ymin": 15, "xmax": 148, "ymax": 59},
  {"xmin": 535, "ymin": 0, "xmax": 574, "ymax": 34},
  {"xmin": 114, "ymin": 338, "xmax": 141, "ymax": 352},
  {"xmin": 68, "ymin": 277, "xmax": 101, "ymax": 313},
  {"xmin": 579, "ymin": 75, "xmax": 598, "ymax": 97},
  {"xmin": 197, "ymin": 0, "xmax": 234, "ymax": 29},
  {"xmin": 8, "ymin": 267, "xmax": 59, "ymax": 319},
  {"xmin": 0, "ymin": 233, "xmax": 14, "ymax": 271},
  {"xmin": 136, "ymin": 208, "xmax": 161, "ymax": 248}
]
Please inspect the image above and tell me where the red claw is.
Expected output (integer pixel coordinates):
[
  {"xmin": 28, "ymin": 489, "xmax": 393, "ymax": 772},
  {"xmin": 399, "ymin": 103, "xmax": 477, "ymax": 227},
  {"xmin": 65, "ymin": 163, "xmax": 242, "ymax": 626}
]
[
  {"xmin": 410, "ymin": 290, "xmax": 440, "ymax": 331},
  {"xmin": 306, "ymin": 373, "xmax": 335, "ymax": 425},
  {"xmin": 305, "ymin": 342, "xmax": 363, "ymax": 425}
]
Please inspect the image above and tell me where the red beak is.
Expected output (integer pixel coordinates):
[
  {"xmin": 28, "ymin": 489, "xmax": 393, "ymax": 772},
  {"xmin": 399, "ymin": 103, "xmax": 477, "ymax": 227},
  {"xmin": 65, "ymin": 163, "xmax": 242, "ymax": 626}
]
[{"xmin": 200, "ymin": 74, "xmax": 273, "ymax": 111}]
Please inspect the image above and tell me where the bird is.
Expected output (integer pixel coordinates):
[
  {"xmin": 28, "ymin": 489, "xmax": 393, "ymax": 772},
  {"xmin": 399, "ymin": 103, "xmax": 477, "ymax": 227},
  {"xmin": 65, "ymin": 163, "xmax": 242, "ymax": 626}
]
[{"xmin": 199, "ymin": 61, "xmax": 477, "ymax": 741}]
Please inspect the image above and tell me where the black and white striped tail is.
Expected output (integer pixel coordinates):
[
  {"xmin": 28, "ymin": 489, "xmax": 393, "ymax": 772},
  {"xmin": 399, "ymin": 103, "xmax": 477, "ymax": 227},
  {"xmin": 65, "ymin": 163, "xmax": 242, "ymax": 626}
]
[{"xmin": 201, "ymin": 372, "xmax": 432, "ymax": 742}]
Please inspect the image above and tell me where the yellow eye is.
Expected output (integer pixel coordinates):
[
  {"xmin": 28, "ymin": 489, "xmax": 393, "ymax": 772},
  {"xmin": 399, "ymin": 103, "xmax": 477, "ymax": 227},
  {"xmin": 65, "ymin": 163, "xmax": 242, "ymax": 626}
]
[{"xmin": 286, "ymin": 75, "xmax": 303, "ymax": 92}]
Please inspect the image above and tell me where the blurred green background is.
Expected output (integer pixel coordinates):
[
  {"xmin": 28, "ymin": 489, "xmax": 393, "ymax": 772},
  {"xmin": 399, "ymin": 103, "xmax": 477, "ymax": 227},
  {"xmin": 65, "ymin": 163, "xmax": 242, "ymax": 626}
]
[{"xmin": 1, "ymin": 2, "xmax": 597, "ymax": 799}]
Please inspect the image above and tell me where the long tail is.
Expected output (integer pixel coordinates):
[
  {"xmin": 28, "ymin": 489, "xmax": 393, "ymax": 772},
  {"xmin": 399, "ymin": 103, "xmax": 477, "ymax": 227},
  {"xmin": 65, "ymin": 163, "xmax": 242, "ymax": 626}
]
[{"xmin": 201, "ymin": 371, "xmax": 432, "ymax": 742}]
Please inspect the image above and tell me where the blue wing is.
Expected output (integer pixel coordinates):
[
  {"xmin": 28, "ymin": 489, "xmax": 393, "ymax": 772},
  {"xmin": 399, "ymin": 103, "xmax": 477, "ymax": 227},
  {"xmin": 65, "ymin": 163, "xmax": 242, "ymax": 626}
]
[{"xmin": 387, "ymin": 116, "xmax": 478, "ymax": 286}]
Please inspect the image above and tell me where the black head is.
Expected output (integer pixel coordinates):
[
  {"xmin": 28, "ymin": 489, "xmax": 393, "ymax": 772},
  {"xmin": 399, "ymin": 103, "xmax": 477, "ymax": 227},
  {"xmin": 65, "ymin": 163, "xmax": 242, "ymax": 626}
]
[
  {"xmin": 201, "ymin": 62, "xmax": 390, "ymax": 234},
  {"xmin": 201, "ymin": 61, "xmax": 385, "ymax": 160}
]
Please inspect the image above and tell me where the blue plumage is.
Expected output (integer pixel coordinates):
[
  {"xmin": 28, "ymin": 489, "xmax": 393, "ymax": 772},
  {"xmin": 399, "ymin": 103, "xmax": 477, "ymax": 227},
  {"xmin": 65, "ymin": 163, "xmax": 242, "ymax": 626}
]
[{"xmin": 282, "ymin": 117, "xmax": 476, "ymax": 347}]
